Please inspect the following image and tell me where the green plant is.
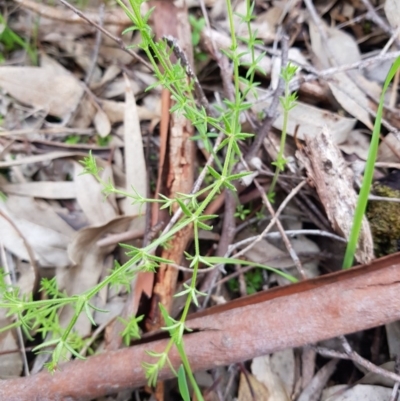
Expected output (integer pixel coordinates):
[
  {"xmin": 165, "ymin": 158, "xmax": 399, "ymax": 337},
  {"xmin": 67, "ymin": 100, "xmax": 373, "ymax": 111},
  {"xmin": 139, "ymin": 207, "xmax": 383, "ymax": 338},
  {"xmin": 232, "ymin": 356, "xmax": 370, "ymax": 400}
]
[
  {"xmin": 0, "ymin": 14, "xmax": 37, "ymax": 64},
  {"xmin": 343, "ymin": 56, "xmax": 400, "ymax": 269},
  {"xmin": 268, "ymin": 63, "xmax": 298, "ymax": 202},
  {"xmin": 189, "ymin": 15, "xmax": 208, "ymax": 62},
  {"xmin": 234, "ymin": 204, "xmax": 250, "ymax": 220},
  {"xmin": 0, "ymin": 0, "xmax": 300, "ymax": 399}
]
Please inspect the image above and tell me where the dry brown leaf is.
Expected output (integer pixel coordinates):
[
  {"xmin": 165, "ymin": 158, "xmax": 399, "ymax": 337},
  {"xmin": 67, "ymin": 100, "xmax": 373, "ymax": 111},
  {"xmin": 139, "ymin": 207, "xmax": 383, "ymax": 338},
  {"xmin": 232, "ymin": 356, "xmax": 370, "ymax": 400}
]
[
  {"xmin": 238, "ymin": 372, "xmax": 271, "ymax": 401},
  {"xmin": 251, "ymin": 355, "xmax": 291, "ymax": 401},
  {"xmin": 0, "ymin": 67, "xmax": 83, "ymax": 119},
  {"xmin": 101, "ymin": 99, "xmax": 158, "ymax": 124}
]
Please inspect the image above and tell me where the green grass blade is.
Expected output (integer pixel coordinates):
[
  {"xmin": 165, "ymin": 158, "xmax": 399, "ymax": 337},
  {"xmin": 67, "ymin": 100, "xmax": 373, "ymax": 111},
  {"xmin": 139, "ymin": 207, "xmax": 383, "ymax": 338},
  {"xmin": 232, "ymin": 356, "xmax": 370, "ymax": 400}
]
[{"xmin": 343, "ymin": 56, "xmax": 400, "ymax": 269}]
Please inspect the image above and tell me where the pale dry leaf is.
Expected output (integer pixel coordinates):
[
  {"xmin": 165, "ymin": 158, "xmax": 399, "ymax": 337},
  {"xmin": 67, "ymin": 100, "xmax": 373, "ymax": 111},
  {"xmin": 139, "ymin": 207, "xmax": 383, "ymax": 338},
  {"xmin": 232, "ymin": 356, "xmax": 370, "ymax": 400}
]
[
  {"xmin": 266, "ymin": 349, "xmax": 295, "ymax": 397},
  {"xmin": 0, "ymin": 328, "xmax": 22, "ymax": 378},
  {"xmin": 56, "ymin": 39, "xmax": 102, "ymax": 83},
  {"xmin": 101, "ymin": 99, "xmax": 158, "ymax": 124},
  {"xmin": 339, "ymin": 130, "xmax": 371, "ymax": 160},
  {"xmin": 327, "ymin": 73, "xmax": 373, "ymax": 129},
  {"xmin": 322, "ymin": 384, "xmax": 391, "ymax": 401},
  {"xmin": 238, "ymin": 372, "xmax": 271, "ymax": 401},
  {"xmin": 0, "ymin": 67, "xmax": 83, "ymax": 119},
  {"xmin": 234, "ymin": 1, "xmax": 279, "ymax": 43},
  {"xmin": 296, "ymin": 127, "xmax": 374, "ymax": 264},
  {"xmin": 0, "ymin": 152, "xmax": 86, "ymax": 168},
  {"xmin": 93, "ymin": 107, "xmax": 112, "ymax": 138},
  {"xmin": 378, "ymin": 132, "xmax": 400, "ymax": 163},
  {"xmin": 99, "ymin": 45, "xmax": 134, "ymax": 66},
  {"xmin": 201, "ymin": 28, "xmax": 272, "ymax": 75},
  {"xmin": 252, "ymin": 95, "xmax": 356, "ymax": 144},
  {"xmin": 90, "ymin": 64, "xmax": 121, "ymax": 91},
  {"xmin": 73, "ymin": 161, "xmax": 118, "ymax": 225},
  {"xmin": 0, "ymin": 195, "xmax": 74, "ymax": 267},
  {"xmin": 122, "ymin": 73, "xmax": 147, "ymax": 216},
  {"xmin": 308, "ymin": 20, "xmax": 360, "ymax": 69},
  {"xmin": 357, "ymin": 361, "xmax": 397, "ymax": 388},
  {"xmin": 40, "ymin": 52, "xmax": 71, "ymax": 76},
  {"xmin": 308, "ymin": 21, "xmax": 373, "ymax": 129},
  {"xmin": 385, "ymin": 0, "xmax": 400, "ymax": 30},
  {"xmin": 251, "ymin": 355, "xmax": 290, "ymax": 401},
  {"xmin": 271, "ymin": 48, "xmax": 308, "ymax": 90},
  {"xmin": 100, "ymin": 77, "xmax": 140, "ymax": 99},
  {"xmin": 0, "ymin": 181, "xmax": 76, "ymax": 199},
  {"xmin": 14, "ymin": 0, "xmax": 132, "ymax": 26}
]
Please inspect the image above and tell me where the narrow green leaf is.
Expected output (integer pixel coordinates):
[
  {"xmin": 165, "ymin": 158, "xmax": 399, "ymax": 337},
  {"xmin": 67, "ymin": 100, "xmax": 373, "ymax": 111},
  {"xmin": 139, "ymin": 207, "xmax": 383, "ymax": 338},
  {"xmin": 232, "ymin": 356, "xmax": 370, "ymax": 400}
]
[{"xmin": 177, "ymin": 365, "xmax": 191, "ymax": 401}]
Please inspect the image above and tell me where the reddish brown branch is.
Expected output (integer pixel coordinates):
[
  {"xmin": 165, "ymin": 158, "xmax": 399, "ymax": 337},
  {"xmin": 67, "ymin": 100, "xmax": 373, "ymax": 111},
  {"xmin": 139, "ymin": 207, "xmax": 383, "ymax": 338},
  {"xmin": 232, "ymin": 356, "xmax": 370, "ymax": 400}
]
[{"xmin": 2, "ymin": 253, "xmax": 400, "ymax": 400}]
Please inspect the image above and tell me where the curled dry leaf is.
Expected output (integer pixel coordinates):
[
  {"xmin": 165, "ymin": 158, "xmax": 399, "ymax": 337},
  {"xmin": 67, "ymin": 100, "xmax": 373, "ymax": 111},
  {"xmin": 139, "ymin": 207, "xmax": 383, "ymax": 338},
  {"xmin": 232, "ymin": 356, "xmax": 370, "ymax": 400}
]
[
  {"xmin": 296, "ymin": 127, "xmax": 374, "ymax": 264},
  {"xmin": 0, "ymin": 195, "xmax": 74, "ymax": 267}
]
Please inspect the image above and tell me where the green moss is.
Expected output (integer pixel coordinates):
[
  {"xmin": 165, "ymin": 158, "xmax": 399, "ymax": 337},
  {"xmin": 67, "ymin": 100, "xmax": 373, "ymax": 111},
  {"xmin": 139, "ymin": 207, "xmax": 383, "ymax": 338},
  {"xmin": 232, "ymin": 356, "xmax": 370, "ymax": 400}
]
[{"xmin": 367, "ymin": 182, "xmax": 400, "ymax": 257}]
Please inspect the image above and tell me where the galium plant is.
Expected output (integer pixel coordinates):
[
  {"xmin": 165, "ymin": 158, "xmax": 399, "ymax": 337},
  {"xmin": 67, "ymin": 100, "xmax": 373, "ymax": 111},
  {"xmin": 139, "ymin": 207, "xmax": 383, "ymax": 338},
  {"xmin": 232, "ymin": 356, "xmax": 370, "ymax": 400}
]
[
  {"xmin": 0, "ymin": 0, "xmax": 300, "ymax": 398},
  {"xmin": 268, "ymin": 63, "xmax": 298, "ymax": 201}
]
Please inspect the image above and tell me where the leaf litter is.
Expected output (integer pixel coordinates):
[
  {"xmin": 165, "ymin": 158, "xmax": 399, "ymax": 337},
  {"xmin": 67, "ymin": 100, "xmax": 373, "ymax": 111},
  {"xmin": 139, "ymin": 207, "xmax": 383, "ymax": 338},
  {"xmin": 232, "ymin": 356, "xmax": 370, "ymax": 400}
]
[{"xmin": 0, "ymin": 0, "xmax": 400, "ymax": 400}]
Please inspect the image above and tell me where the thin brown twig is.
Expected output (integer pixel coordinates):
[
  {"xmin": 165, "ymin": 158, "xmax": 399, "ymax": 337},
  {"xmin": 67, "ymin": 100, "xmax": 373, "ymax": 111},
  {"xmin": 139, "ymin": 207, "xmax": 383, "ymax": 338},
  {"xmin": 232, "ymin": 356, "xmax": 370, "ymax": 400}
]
[
  {"xmin": 232, "ymin": 179, "xmax": 308, "ymax": 260},
  {"xmin": 56, "ymin": 0, "xmax": 153, "ymax": 71},
  {"xmin": 314, "ymin": 338, "xmax": 400, "ymax": 385},
  {"xmin": 85, "ymin": 4, "xmax": 104, "ymax": 85},
  {"xmin": 254, "ymin": 178, "xmax": 306, "ymax": 279}
]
